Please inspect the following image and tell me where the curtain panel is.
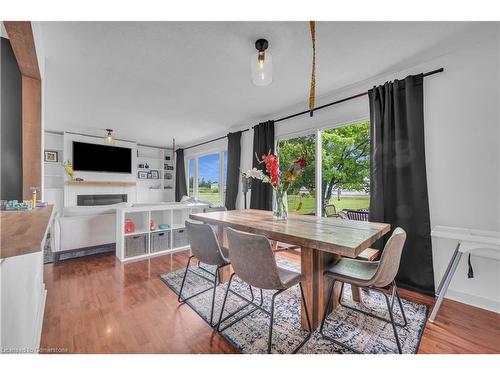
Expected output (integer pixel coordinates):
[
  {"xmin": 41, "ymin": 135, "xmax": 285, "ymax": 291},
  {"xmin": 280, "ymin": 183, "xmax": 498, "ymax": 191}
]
[
  {"xmin": 250, "ymin": 120, "xmax": 275, "ymax": 210},
  {"xmin": 368, "ymin": 73, "xmax": 435, "ymax": 295},
  {"xmin": 224, "ymin": 131, "xmax": 242, "ymax": 210},
  {"xmin": 175, "ymin": 148, "xmax": 187, "ymax": 202}
]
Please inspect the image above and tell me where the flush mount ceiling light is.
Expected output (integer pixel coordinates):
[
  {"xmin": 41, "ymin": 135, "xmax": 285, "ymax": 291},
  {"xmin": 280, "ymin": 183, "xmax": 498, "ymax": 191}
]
[
  {"xmin": 251, "ymin": 38, "xmax": 272, "ymax": 86},
  {"xmin": 105, "ymin": 128, "xmax": 114, "ymax": 144}
]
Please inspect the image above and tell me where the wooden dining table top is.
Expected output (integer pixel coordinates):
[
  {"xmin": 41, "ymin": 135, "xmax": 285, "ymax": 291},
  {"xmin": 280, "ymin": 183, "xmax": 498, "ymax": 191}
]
[{"xmin": 189, "ymin": 209, "xmax": 390, "ymax": 258}]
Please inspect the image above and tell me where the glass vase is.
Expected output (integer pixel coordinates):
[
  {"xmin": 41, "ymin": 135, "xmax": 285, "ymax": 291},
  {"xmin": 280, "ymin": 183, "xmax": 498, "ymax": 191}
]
[{"xmin": 273, "ymin": 189, "xmax": 288, "ymax": 221}]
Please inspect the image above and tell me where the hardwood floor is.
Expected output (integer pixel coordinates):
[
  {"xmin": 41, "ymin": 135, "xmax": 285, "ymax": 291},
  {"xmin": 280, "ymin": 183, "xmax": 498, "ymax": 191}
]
[{"xmin": 40, "ymin": 250, "xmax": 500, "ymax": 354}]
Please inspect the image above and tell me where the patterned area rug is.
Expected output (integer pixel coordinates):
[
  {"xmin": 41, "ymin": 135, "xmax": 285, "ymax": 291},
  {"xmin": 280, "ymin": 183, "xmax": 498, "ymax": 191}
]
[{"xmin": 160, "ymin": 258, "xmax": 428, "ymax": 354}]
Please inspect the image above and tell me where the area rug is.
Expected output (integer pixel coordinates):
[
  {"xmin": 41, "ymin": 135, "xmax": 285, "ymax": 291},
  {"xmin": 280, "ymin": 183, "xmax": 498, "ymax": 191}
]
[{"xmin": 160, "ymin": 258, "xmax": 428, "ymax": 354}]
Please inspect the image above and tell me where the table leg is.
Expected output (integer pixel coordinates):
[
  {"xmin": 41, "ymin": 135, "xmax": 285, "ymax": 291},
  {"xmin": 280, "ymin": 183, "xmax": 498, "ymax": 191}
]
[
  {"xmin": 300, "ymin": 247, "xmax": 339, "ymax": 331},
  {"xmin": 351, "ymin": 285, "xmax": 361, "ymax": 302},
  {"xmin": 428, "ymin": 251, "xmax": 462, "ymax": 322},
  {"xmin": 216, "ymin": 224, "xmax": 232, "ymax": 283}
]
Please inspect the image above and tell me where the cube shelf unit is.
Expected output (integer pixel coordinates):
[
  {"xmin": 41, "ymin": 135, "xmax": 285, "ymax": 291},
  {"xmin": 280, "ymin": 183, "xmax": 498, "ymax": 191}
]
[{"xmin": 115, "ymin": 202, "xmax": 208, "ymax": 262}]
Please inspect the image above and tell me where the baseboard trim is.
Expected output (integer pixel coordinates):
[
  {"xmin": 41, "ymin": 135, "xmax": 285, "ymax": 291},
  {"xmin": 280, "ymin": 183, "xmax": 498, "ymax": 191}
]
[{"xmin": 446, "ymin": 288, "xmax": 500, "ymax": 313}]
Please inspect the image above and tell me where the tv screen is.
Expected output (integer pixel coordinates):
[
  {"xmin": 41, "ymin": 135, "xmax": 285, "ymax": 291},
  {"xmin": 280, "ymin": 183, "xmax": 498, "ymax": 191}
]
[{"xmin": 73, "ymin": 141, "xmax": 132, "ymax": 173}]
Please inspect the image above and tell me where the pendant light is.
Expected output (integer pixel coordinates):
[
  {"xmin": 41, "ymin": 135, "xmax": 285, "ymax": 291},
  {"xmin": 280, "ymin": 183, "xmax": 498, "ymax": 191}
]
[
  {"xmin": 105, "ymin": 128, "xmax": 114, "ymax": 144},
  {"xmin": 251, "ymin": 38, "xmax": 272, "ymax": 86}
]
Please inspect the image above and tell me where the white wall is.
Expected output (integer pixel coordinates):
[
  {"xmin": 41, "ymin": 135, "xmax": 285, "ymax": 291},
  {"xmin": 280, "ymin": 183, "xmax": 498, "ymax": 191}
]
[{"xmin": 185, "ymin": 25, "xmax": 500, "ymax": 312}]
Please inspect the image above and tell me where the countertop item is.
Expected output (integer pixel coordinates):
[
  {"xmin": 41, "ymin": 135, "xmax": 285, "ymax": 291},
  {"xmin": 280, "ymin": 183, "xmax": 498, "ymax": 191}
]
[{"xmin": 1, "ymin": 205, "xmax": 55, "ymax": 259}]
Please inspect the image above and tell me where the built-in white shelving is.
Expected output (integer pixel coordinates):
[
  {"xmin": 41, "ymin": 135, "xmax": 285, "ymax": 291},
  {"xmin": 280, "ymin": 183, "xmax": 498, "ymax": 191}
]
[{"xmin": 115, "ymin": 202, "xmax": 207, "ymax": 262}]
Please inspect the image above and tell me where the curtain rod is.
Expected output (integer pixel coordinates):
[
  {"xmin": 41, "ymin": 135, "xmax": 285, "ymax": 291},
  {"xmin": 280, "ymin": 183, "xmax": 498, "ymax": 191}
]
[{"xmin": 183, "ymin": 67, "xmax": 444, "ymax": 151}]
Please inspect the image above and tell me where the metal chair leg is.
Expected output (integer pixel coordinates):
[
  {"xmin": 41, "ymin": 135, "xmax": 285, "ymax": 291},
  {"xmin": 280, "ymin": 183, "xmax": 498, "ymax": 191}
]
[
  {"xmin": 291, "ymin": 282, "xmax": 313, "ymax": 354},
  {"xmin": 267, "ymin": 290, "xmax": 283, "ymax": 354},
  {"xmin": 178, "ymin": 256, "xmax": 194, "ymax": 302},
  {"xmin": 338, "ymin": 281, "xmax": 407, "ymax": 328},
  {"xmin": 320, "ymin": 280, "xmax": 336, "ymax": 335},
  {"xmin": 393, "ymin": 281, "xmax": 407, "ymax": 327},
  {"xmin": 383, "ymin": 292, "xmax": 402, "ymax": 353},
  {"xmin": 216, "ymin": 273, "xmax": 236, "ymax": 331},
  {"xmin": 209, "ymin": 266, "xmax": 219, "ymax": 325},
  {"xmin": 319, "ymin": 279, "xmax": 361, "ymax": 354}
]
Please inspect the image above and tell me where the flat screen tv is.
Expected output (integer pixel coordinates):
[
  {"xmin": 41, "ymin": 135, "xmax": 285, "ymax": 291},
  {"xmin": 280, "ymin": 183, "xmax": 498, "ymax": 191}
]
[{"xmin": 73, "ymin": 141, "xmax": 132, "ymax": 173}]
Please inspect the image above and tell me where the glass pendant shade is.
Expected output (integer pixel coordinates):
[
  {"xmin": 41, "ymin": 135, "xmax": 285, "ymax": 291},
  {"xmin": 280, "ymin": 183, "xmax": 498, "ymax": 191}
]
[
  {"xmin": 251, "ymin": 51, "xmax": 272, "ymax": 86},
  {"xmin": 105, "ymin": 129, "xmax": 114, "ymax": 144}
]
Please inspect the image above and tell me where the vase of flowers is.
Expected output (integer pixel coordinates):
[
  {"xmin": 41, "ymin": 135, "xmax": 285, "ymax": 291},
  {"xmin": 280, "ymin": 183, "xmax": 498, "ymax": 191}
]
[{"xmin": 246, "ymin": 152, "xmax": 307, "ymax": 221}]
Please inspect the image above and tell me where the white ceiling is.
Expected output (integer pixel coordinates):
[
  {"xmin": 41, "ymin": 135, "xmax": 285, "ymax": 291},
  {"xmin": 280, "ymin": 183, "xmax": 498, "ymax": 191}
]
[{"xmin": 39, "ymin": 21, "xmax": 481, "ymax": 147}]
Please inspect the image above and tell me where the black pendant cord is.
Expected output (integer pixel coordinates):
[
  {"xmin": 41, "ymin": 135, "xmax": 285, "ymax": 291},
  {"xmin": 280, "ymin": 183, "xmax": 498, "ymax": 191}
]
[{"xmin": 183, "ymin": 67, "xmax": 444, "ymax": 150}]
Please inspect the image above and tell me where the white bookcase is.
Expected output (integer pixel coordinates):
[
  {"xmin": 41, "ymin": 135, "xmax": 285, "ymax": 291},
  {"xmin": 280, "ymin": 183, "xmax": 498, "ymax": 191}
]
[
  {"xmin": 115, "ymin": 202, "xmax": 207, "ymax": 262},
  {"xmin": 136, "ymin": 146, "xmax": 175, "ymax": 203}
]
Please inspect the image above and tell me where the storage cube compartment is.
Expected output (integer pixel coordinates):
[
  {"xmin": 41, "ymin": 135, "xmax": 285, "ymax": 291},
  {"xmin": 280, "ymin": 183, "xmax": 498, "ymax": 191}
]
[
  {"xmin": 173, "ymin": 228, "xmax": 189, "ymax": 249},
  {"xmin": 125, "ymin": 233, "xmax": 148, "ymax": 258},
  {"xmin": 172, "ymin": 209, "xmax": 189, "ymax": 229},
  {"xmin": 125, "ymin": 211, "xmax": 149, "ymax": 234},
  {"xmin": 151, "ymin": 209, "xmax": 172, "ymax": 230},
  {"xmin": 151, "ymin": 230, "xmax": 171, "ymax": 253}
]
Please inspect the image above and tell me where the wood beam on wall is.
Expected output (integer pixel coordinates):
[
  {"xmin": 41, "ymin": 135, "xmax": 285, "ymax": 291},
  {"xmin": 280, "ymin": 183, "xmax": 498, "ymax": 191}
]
[
  {"xmin": 4, "ymin": 21, "xmax": 42, "ymax": 199},
  {"xmin": 22, "ymin": 76, "xmax": 41, "ymax": 200},
  {"xmin": 3, "ymin": 21, "xmax": 40, "ymax": 79}
]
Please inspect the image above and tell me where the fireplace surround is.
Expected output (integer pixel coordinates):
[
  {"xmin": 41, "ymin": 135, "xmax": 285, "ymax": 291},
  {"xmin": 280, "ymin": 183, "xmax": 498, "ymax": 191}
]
[{"xmin": 77, "ymin": 194, "xmax": 127, "ymax": 206}]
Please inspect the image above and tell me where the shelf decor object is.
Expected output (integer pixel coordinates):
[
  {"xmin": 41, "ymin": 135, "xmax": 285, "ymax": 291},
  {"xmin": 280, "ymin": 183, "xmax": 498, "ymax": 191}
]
[{"xmin": 44, "ymin": 150, "xmax": 58, "ymax": 162}]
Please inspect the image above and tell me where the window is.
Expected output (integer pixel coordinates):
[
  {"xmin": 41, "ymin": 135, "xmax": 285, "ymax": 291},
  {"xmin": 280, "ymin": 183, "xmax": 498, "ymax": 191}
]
[
  {"xmin": 321, "ymin": 121, "xmax": 370, "ymax": 217},
  {"xmin": 198, "ymin": 153, "xmax": 220, "ymax": 205},
  {"xmin": 185, "ymin": 150, "xmax": 227, "ymax": 206},
  {"xmin": 277, "ymin": 134, "xmax": 316, "ymax": 215},
  {"xmin": 188, "ymin": 159, "xmax": 195, "ymax": 197}
]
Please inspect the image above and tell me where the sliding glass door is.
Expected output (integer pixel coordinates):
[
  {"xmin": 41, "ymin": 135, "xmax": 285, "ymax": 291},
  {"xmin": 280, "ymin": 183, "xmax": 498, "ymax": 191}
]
[
  {"xmin": 277, "ymin": 134, "xmax": 316, "ymax": 215},
  {"xmin": 321, "ymin": 121, "xmax": 370, "ymax": 217},
  {"xmin": 277, "ymin": 120, "xmax": 370, "ymax": 217}
]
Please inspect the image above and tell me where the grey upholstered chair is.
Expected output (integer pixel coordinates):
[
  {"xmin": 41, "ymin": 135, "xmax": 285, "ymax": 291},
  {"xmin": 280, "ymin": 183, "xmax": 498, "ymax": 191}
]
[
  {"xmin": 179, "ymin": 220, "xmax": 231, "ymax": 326},
  {"xmin": 197, "ymin": 206, "xmax": 227, "ymax": 268},
  {"xmin": 319, "ymin": 227, "xmax": 407, "ymax": 354},
  {"xmin": 217, "ymin": 227, "xmax": 312, "ymax": 354}
]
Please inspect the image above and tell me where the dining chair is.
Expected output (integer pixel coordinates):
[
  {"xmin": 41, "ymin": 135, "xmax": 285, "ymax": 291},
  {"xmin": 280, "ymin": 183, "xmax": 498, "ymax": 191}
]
[
  {"xmin": 217, "ymin": 227, "xmax": 312, "ymax": 354},
  {"xmin": 180, "ymin": 220, "xmax": 238, "ymax": 326},
  {"xmin": 319, "ymin": 227, "xmax": 407, "ymax": 353}
]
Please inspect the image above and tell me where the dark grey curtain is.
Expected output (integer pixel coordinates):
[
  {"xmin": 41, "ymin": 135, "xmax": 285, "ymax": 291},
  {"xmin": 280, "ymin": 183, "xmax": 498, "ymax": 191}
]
[
  {"xmin": 250, "ymin": 120, "xmax": 275, "ymax": 210},
  {"xmin": 368, "ymin": 73, "xmax": 434, "ymax": 295},
  {"xmin": 175, "ymin": 148, "xmax": 187, "ymax": 201},
  {"xmin": 224, "ymin": 131, "xmax": 242, "ymax": 210}
]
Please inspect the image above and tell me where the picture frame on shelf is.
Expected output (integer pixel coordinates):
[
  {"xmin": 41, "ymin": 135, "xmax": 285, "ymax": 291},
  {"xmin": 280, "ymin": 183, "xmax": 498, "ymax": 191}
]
[
  {"xmin": 44, "ymin": 150, "xmax": 59, "ymax": 163},
  {"xmin": 150, "ymin": 170, "xmax": 159, "ymax": 179},
  {"xmin": 138, "ymin": 171, "xmax": 148, "ymax": 179}
]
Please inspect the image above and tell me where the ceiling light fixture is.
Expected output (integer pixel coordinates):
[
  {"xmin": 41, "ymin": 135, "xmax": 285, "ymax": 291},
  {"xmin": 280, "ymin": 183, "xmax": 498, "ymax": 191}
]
[
  {"xmin": 105, "ymin": 128, "xmax": 114, "ymax": 144},
  {"xmin": 251, "ymin": 38, "xmax": 272, "ymax": 86}
]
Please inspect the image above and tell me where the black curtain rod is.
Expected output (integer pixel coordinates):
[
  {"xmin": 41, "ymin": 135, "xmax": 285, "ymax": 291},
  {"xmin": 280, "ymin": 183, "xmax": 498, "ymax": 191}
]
[{"xmin": 183, "ymin": 67, "xmax": 443, "ymax": 151}]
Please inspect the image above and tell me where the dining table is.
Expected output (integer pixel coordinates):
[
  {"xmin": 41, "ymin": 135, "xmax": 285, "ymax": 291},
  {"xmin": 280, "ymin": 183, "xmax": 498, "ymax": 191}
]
[{"xmin": 189, "ymin": 209, "xmax": 390, "ymax": 331}]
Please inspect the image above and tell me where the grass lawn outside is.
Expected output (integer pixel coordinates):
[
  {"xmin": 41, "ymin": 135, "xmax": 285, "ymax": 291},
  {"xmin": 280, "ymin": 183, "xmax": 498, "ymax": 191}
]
[
  {"xmin": 198, "ymin": 190, "xmax": 222, "ymax": 205},
  {"xmin": 196, "ymin": 189, "xmax": 370, "ymax": 215},
  {"xmin": 287, "ymin": 195, "xmax": 370, "ymax": 215}
]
